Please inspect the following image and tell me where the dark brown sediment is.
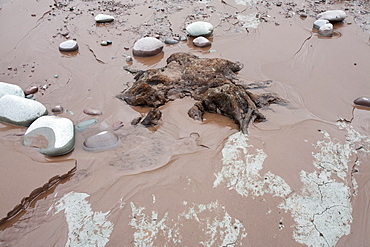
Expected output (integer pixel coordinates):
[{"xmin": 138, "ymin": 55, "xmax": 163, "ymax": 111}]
[{"xmin": 0, "ymin": 0, "xmax": 370, "ymax": 246}]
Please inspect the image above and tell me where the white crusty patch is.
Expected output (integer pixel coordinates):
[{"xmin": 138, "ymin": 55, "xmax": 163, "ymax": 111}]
[
  {"xmin": 279, "ymin": 123, "xmax": 370, "ymax": 246},
  {"xmin": 129, "ymin": 201, "xmax": 247, "ymax": 246},
  {"xmin": 48, "ymin": 192, "xmax": 114, "ymax": 247},
  {"xmin": 213, "ymin": 131, "xmax": 292, "ymax": 198},
  {"xmin": 215, "ymin": 122, "xmax": 370, "ymax": 247}
]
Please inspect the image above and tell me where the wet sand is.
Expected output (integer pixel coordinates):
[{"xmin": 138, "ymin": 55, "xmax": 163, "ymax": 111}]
[{"xmin": 1, "ymin": 0, "xmax": 370, "ymax": 246}]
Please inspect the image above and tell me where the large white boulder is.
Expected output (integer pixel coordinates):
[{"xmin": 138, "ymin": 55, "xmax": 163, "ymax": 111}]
[
  {"xmin": 23, "ymin": 116, "xmax": 75, "ymax": 156},
  {"xmin": 0, "ymin": 95, "xmax": 47, "ymax": 126},
  {"xmin": 0, "ymin": 82, "xmax": 25, "ymax": 98}
]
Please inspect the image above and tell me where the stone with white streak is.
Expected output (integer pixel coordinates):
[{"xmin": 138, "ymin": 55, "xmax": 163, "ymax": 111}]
[
  {"xmin": 23, "ymin": 116, "xmax": 75, "ymax": 156},
  {"xmin": 0, "ymin": 95, "xmax": 47, "ymax": 126},
  {"xmin": 0, "ymin": 82, "xmax": 25, "ymax": 98}
]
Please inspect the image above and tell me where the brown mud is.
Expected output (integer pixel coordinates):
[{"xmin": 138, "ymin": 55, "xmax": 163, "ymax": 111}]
[{"xmin": 0, "ymin": 0, "xmax": 370, "ymax": 246}]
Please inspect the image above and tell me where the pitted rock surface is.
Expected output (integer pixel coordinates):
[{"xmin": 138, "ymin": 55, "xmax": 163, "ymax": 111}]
[{"xmin": 117, "ymin": 52, "xmax": 285, "ymax": 133}]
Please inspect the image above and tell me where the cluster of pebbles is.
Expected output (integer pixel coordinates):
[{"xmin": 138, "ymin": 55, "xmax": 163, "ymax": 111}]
[{"xmin": 313, "ymin": 10, "xmax": 347, "ymax": 37}]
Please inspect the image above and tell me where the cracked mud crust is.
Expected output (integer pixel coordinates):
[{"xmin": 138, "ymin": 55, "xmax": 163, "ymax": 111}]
[{"xmin": 117, "ymin": 52, "xmax": 286, "ymax": 133}]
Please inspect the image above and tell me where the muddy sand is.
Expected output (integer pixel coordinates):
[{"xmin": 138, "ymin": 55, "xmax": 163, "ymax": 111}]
[{"xmin": 0, "ymin": 0, "xmax": 370, "ymax": 246}]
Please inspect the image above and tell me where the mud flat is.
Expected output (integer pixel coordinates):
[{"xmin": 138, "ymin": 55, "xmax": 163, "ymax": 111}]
[{"xmin": 1, "ymin": 0, "xmax": 370, "ymax": 246}]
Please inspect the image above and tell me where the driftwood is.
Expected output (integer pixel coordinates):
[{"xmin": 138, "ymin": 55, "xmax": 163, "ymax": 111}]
[{"xmin": 117, "ymin": 52, "xmax": 286, "ymax": 133}]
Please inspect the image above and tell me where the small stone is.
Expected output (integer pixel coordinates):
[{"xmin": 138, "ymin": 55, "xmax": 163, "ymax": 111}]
[
  {"xmin": 186, "ymin": 21, "xmax": 214, "ymax": 37},
  {"xmin": 76, "ymin": 118, "xmax": 98, "ymax": 132},
  {"xmin": 83, "ymin": 131, "xmax": 121, "ymax": 152},
  {"xmin": 354, "ymin": 97, "xmax": 370, "ymax": 107},
  {"xmin": 126, "ymin": 56, "xmax": 133, "ymax": 63},
  {"xmin": 23, "ymin": 116, "xmax": 75, "ymax": 156},
  {"xmin": 83, "ymin": 108, "xmax": 102, "ymax": 116},
  {"xmin": 193, "ymin": 36, "xmax": 212, "ymax": 47},
  {"xmin": 313, "ymin": 19, "xmax": 330, "ymax": 29},
  {"xmin": 106, "ymin": 40, "xmax": 112, "ymax": 45},
  {"xmin": 164, "ymin": 38, "xmax": 179, "ymax": 45},
  {"xmin": 26, "ymin": 94, "xmax": 34, "ymax": 99},
  {"xmin": 179, "ymin": 35, "xmax": 188, "ymax": 41},
  {"xmin": 0, "ymin": 95, "xmax": 47, "ymax": 126},
  {"xmin": 24, "ymin": 86, "xmax": 38, "ymax": 95},
  {"xmin": 132, "ymin": 37, "xmax": 164, "ymax": 57},
  {"xmin": 7, "ymin": 67, "xmax": 12, "ymax": 70},
  {"xmin": 318, "ymin": 23, "xmax": 334, "ymax": 37},
  {"xmin": 95, "ymin": 14, "xmax": 114, "ymax": 23},
  {"xmin": 59, "ymin": 40, "xmax": 78, "ymax": 52},
  {"xmin": 112, "ymin": 121, "xmax": 124, "ymax": 130},
  {"xmin": 276, "ymin": 2, "xmax": 282, "ymax": 6},
  {"xmin": 51, "ymin": 105, "xmax": 64, "ymax": 114},
  {"xmin": 99, "ymin": 121, "xmax": 109, "ymax": 131},
  {"xmin": 54, "ymin": 74, "xmax": 59, "ymax": 78},
  {"xmin": 101, "ymin": 41, "xmax": 108, "ymax": 46},
  {"xmin": 124, "ymin": 46, "xmax": 130, "ymax": 50},
  {"xmin": 317, "ymin": 10, "xmax": 347, "ymax": 22},
  {"xmin": 0, "ymin": 82, "xmax": 25, "ymax": 98}
]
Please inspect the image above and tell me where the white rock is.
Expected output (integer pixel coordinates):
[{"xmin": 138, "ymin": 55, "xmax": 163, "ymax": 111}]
[
  {"xmin": 23, "ymin": 116, "xmax": 75, "ymax": 156},
  {"xmin": 59, "ymin": 40, "xmax": 78, "ymax": 52},
  {"xmin": 193, "ymin": 36, "xmax": 212, "ymax": 47},
  {"xmin": 318, "ymin": 23, "xmax": 334, "ymax": 37},
  {"xmin": 313, "ymin": 19, "xmax": 329, "ymax": 30},
  {"xmin": 0, "ymin": 82, "xmax": 25, "ymax": 98},
  {"xmin": 0, "ymin": 95, "xmax": 47, "ymax": 126},
  {"xmin": 95, "ymin": 14, "xmax": 114, "ymax": 23},
  {"xmin": 186, "ymin": 21, "xmax": 214, "ymax": 37},
  {"xmin": 132, "ymin": 37, "xmax": 164, "ymax": 57},
  {"xmin": 317, "ymin": 10, "xmax": 347, "ymax": 22}
]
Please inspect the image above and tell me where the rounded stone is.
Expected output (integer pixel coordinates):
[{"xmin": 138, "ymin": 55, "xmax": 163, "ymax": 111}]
[
  {"xmin": 126, "ymin": 56, "xmax": 133, "ymax": 63},
  {"xmin": 132, "ymin": 37, "xmax": 164, "ymax": 57},
  {"xmin": 318, "ymin": 23, "xmax": 334, "ymax": 37},
  {"xmin": 186, "ymin": 21, "xmax": 214, "ymax": 37},
  {"xmin": 164, "ymin": 38, "xmax": 179, "ymax": 45},
  {"xmin": 0, "ymin": 95, "xmax": 47, "ymax": 126},
  {"xmin": 193, "ymin": 36, "xmax": 212, "ymax": 47},
  {"xmin": 83, "ymin": 108, "xmax": 102, "ymax": 116},
  {"xmin": 23, "ymin": 116, "xmax": 75, "ymax": 156},
  {"xmin": 317, "ymin": 10, "xmax": 347, "ymax": 22},
  {"xmin": 0, "ymin": 82, "xmax": 25, "ymax": 98},
  {"xmin": 76, "ymin": 118, "xmax": 98, "ymax": 132},
  {"xmin": 59, "ymin": 40, "xmax": 78, "ymax": 52},
  {"xmin": 179, "ymin": 35, "xmax": 188, "ymax": 41},
  {"xmin": 83, "ymin": 131, "xmax": 121, "ymax": 152},
  {"xmin": 354, "ymin": 97, "xmax": 370, "ymax": 107},
  {"xmin": 313, "ymin": 19, "xmax": 329, "ymax": 29},
  {"xmin": 51, "ymin": 105, "xmax": 64, "ymax": 114},
  {"xmin": 100, "ymin": 41, "xmax": 108, "ymax": 46},
  {"xmin": 24, "ymin": 86, "xmax": 38, "ymax": 96},
  {"xmin": 95, "ymin": 14, "xmax": 114, "ymax": 23}
]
